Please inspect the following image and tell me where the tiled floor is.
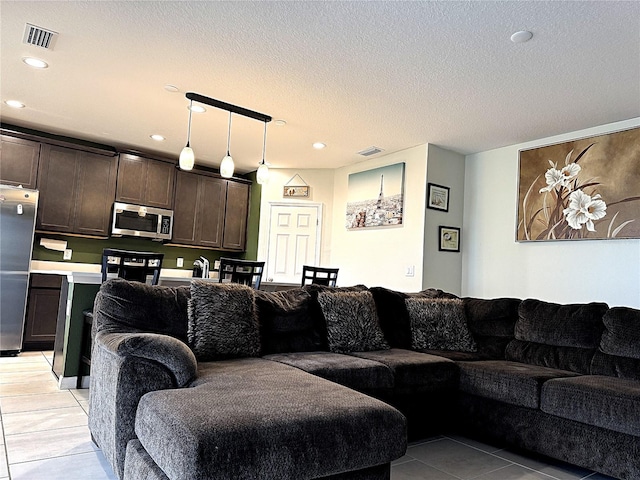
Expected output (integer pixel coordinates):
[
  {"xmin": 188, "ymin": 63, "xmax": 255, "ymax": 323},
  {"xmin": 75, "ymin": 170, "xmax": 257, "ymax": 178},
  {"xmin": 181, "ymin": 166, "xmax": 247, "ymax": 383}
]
[{"xmin": 0, "ymin": 352, "xmax": 619, "ymax": 480}]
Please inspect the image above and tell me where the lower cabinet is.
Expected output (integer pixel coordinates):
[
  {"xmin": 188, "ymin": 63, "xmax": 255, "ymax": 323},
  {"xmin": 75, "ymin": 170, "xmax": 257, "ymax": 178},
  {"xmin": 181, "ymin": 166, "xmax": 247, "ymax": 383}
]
[
  {"xmin": 23, "ymin": 274, "xmax": 63, "ymax": 351},
  {"xmin": 172, "ymin": 170, "xmax": 250, "ymax": 251}
]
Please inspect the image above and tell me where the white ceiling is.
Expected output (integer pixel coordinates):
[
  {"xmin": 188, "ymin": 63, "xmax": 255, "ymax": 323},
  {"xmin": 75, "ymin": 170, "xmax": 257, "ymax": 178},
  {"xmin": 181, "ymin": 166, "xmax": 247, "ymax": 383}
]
[{"xmin": 1, "ymin": 1, "xmax": 639, "ymax": 174}]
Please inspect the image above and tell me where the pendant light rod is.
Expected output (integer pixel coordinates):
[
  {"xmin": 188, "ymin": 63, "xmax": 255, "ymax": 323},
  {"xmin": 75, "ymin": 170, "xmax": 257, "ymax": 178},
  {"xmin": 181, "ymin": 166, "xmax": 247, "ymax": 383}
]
[
  {"xmin": 261, "ymin": 120, "xmax": 267, "ymax": 161},
  {"xmin": 185, "ymin": 92, "xmax": 272, "ymax": 123},
  {"xmin": 185, "ymin": 99, "xmax": 193, "ymax": 146},
  {"xmin": 226, "ymin": 111, "xmax": 232, "ymax": 154}
]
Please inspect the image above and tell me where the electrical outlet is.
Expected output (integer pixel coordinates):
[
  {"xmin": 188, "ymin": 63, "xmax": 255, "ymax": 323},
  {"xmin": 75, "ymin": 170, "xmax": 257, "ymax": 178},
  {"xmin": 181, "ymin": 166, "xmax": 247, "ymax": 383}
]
[
  {"xmin": 405, "ymin": 265, "xmax": 415, "ymax": 277},
  {"xmin": 177, "ymin": 257, "xmax": 184, "ymax": 268},
  {"xmin": 63, "ymin": 249, "xmax": 72, "ymax": 260}
]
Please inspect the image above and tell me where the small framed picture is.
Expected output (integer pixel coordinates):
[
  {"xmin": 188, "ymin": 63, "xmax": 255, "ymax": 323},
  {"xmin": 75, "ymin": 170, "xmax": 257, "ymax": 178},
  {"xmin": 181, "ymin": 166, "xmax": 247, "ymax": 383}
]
[
  {"xmin": 427, "ymin": 183, "xmax": 450, "ymax": 211},
  {"xmin": 439, "ymin": 226, "xmax": 460, "ymax": 252},
  {"xmin": 283, "ymin": 185, "xmax": 309, "ymax": 198}
]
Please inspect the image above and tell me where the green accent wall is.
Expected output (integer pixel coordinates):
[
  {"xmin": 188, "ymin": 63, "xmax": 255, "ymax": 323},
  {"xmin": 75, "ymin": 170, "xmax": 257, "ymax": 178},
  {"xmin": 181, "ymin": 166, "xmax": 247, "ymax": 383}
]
[
  {"xmin": 243, "ymin": 171, "xmax": 262, "ymax": 260},
  {"xmin": 63, "ymin": 283, "xmax": 100, "ymax": 378}
]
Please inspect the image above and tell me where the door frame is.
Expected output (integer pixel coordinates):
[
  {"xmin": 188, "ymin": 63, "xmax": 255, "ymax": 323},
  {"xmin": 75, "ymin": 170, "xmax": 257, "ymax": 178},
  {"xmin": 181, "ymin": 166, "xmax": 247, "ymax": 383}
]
[{"xmin": 265, "ymin": 201, "xmax": 323, "ymax": 283}]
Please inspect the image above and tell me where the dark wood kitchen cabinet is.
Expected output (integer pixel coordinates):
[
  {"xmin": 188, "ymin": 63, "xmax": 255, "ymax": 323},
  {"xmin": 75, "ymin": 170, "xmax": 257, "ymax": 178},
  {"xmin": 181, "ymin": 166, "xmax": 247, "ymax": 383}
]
[
  {"xmin": 23, "ymin": 274, "xmax": 63, "ymax": 351},
  {"xmin": 171, "ymin": 170, "xmax": 250, "ymax": 251},
  {"xmin": 0, "ymin": 135, "xmax": 41, "ymax": 189},
  {"xmin": 115, "ymin": 153, "xmax": 175, "ymax": 209},
  {"xmin": 36, "ymin": 144, "xmax": 118, "ymax": 237}
]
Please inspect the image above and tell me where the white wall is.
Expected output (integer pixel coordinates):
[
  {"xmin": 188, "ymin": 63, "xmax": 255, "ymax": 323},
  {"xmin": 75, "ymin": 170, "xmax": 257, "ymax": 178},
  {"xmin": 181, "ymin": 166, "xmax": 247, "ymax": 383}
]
[
  {"xmin": 330, "ymin": 145, "xmax": 428, "ymax": 290},
  {"xmin": 423, "ymin": 144, "xmax": 466, "ymax": 295},
  {"xmin": 257, "ymin": 168, "xmax": 335, "ymax": 265},
  {"xmin": 463, "ymin": 118, "xmax": 640, "ymax": 308}
]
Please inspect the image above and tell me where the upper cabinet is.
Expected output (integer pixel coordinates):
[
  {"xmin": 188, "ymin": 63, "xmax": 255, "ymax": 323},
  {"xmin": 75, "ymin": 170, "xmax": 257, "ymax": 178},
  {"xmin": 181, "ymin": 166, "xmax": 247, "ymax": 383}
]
[
  {"xmin": 36, "ymin": 144, "xmax": 118, "ymax": 237},
  {"xmin": 0, "ymin": 135, "xmax": 41, "ymax": 189},
  {"xmin": 172, "ymin": 170, "xmax": 250, "ymax": 251},
  {"xmin": 115, "ymin": 153, "xmax": 175, "ymax": 209}
]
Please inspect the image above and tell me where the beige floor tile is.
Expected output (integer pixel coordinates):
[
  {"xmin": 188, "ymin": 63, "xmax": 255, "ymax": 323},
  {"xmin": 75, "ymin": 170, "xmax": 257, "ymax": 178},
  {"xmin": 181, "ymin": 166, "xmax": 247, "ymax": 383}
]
[
  {"xmin": 69, "ymin": 388, "xmax": 90, "ymax": 402},
  {"xmin": 5, "ymin": 425, "xmax": 97, "ymax": 464},
  {"xmin": 0, "ymin": 391, "xmax": 78, "ymax": 414},
  {"xmin": 0, "ymin": 355, "xmax": 48, "ymax": 364},
  {"xmin": 0, "ymin": 370, "xmax": 56, "ymax": 385},
  {"xmin": 3, "ymin": 406, "xmax": 88, "ymax": 435},
  {"xmin": 0, "ymin": 362, "xmax": 52, "ymax": 374},
  {"xmin": 0, "ymin": 380, "xmax": 59, "ymax": 397},
  {"xmin": 79, "ymin": 400, "xmax": 90, "ymax": 415},
  {"xmin": 0, "ymin": 446, "xmax": 7, "ymax": 478},
  {"xmin": 9, "ymin": 450, "xmax": 117, "ymax": 480}
]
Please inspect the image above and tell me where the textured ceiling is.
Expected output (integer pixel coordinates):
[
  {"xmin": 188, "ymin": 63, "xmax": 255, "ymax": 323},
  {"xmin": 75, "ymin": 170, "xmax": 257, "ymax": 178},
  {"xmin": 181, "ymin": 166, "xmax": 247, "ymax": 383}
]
[{"xmin": 1, "ymin": 1, "xmax": 639, "ymax": 174}]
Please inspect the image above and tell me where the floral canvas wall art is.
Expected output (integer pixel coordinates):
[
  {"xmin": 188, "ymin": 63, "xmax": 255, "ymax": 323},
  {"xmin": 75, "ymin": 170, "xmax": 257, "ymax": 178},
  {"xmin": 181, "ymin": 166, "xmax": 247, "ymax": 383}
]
[{"xmin": 517, "ymin": 126, "xmax": 640, "ymax": 241}]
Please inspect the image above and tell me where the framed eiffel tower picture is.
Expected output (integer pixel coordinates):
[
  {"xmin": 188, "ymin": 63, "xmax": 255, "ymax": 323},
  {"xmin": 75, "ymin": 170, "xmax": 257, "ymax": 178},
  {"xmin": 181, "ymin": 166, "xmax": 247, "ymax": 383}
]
[{"xmin": 345, "ymin": 162, "xmax": 405, "ymax": 229}]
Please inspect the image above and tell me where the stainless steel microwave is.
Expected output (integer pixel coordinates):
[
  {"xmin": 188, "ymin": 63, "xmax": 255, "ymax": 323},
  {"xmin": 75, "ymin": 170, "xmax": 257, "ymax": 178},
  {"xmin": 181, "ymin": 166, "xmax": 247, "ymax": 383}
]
[{"xmin": 111, "ymin": 202, "xmax": 173, "ymax": 241}]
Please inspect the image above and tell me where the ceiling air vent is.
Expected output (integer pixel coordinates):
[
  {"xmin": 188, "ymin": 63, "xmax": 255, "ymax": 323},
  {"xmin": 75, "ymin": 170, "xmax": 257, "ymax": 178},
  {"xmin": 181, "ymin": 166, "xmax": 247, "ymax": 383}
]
[
  {"xmin": 23, "ymin": 23, "xmax": 58, "ymax": 49},
  {"xmin": 357, "ymin": 146, "xmax": 384, "ymax": 157}
]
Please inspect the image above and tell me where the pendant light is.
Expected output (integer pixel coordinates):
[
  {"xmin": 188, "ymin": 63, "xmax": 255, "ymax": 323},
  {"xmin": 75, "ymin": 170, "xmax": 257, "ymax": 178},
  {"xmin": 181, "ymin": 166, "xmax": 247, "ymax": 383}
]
[
  {"xmin": 256, "ymin": 120, "xmax": 269, "ymax": 185},
  {"xmin": 220, "ymin": 111, "xmax": 234, "ymax": 178},
  {"xmin": 179, "ymin": 100, "xmax": 195, "ymax": 171}
]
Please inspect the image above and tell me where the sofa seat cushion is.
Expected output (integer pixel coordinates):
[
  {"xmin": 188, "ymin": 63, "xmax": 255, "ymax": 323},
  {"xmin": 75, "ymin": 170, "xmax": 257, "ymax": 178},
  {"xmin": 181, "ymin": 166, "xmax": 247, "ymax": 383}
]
[
  {"xmin": 349, "ymin": 349, "xmax": 458, "ymax": 391},
  {"xmin": 458, "ymin": 360, "xmax": 580, "ymax": 409},
  {"xmin": 541, "ymin": 375, "xmax": 640, "ymax": 436},
  {"xmin": 263, "ymin": 352, "xmax": 394, "ymax": 392},
  {"xmin": 137, "ymin": 358, "xmax": 407, "ymax": 480}
]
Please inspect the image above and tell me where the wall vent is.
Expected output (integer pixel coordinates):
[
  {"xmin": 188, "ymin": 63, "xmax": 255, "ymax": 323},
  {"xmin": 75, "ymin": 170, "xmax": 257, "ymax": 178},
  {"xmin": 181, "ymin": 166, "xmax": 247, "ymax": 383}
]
[
  {"xmin": 357, "ymin": 146, "xmax": 384, "ymax": 157},
  {"xmin": 23, "ymin": 23, "xmax": 58, "ymax": 49}
]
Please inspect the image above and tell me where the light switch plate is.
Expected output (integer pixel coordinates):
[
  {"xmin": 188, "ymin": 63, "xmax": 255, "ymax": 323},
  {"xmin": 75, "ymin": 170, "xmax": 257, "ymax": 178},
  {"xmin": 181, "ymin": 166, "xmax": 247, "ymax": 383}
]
[
  {"xmin": 177, "ymin": 257, "xmax": 184, "ymax": 268},
  {"xmin": 63, "ymin": 249, "xmax": 72, "ymax": 260}
]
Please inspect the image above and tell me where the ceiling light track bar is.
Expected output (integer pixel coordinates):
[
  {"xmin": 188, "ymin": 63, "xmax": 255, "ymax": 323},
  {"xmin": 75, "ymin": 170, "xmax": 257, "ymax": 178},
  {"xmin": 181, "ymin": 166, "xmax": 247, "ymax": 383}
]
[{"xmin": 185, "ymin": 92, "xmax": 272, "ymax": 123}]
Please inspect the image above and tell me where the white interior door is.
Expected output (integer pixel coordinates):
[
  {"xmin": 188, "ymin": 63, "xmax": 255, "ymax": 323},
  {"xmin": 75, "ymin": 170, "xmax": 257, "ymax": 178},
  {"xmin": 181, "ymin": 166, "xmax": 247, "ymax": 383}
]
[{"xmin": 266, "ymin": 203, "xmax": 322, "ymax": 284}]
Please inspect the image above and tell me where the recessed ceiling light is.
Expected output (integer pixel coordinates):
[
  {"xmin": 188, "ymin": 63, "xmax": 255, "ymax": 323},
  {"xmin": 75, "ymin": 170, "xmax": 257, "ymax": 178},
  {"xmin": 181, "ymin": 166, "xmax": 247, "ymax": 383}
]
[
  {"xmin": 164, "ymin": 84, "xmax": 179, "ymax": 93},
  {"xmin": 312, "ymin": 142, "xmax": 326, "ymax": 150},
  {"xmin": 5, "ymin": 100, "xmax": 25, "ymax": 109},
  {"xmin": 274, "ymin": 119, "xmax": 287, "ymax": 127},
  {"xmin": 189, "ymin": 104, "xmax": 206, "ymax": 113},
  {"xmin": 150, "ymin": 134, "xmax": 165, "ymax": 141},
  {"xmin": 510, "ymin": 30, "xmax": 533, "ymax": 43},
  {"xmin": 22, "ymin": 57, "xmax": 48, "ymax": 68}
]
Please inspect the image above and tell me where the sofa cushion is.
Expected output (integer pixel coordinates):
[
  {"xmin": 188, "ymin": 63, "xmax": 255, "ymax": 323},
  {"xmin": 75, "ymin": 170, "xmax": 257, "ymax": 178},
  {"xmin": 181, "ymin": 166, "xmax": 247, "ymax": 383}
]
[
  {"xmin": 505, "ymin": 299, "xmax": 608, "ymax": 373},
  {"xmin": 369, "ymin": 287, "xmax": 457, "ymax": 349},
  {"xmin": 255, "ymin": 288, "xmax": 323, "ymax": 354},
  {"xmin": 541, "ymin": 375, "xmax": 640, "ymax": 437},
  {"xmin": 318, "ymin": 290, "xmax": 389, "ymax": 353},
  {"xmin": 591, "ymin": 351, "xmax": 640, "ymax": 381},
  {"xmin": 599, "ymin": 307, "xmax": 640, "ymax": 359},
  {"xmin": 406, "ymin": 298, "xmax": 476, "ymax": 352},
  {"xmin": 187, "ymin": 281, "xmax": 260, "ymax": 361},
  {"xmin": 263, "ymin": 351, "xmax": 394, "ymax": 391},
  {"xmin": 463, "ymin": 297, "xmax": 520, "ymax": 359},
  {"xmin": 93, "ymin": 278, "xmax": 190, "ymax": 341},
  {"xmin": 137, "ymin": 358, "xmax": 407, "ymax": 480},
  {"xmin": 349, "ymin": 349, "xmax": 458, "ymax": 391},
  {"xmin": 457, "ymin": 360, "xmax": 579, "ymax": 409}
]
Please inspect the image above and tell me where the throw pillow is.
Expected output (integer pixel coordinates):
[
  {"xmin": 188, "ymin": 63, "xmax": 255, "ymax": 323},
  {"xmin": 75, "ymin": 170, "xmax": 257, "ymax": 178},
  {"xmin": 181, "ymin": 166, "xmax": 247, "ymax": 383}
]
[
  {"xmin": 317, "ymin": 290, "xmax": 389, "ymax": 353},
  {"xmin": 187, "ymin": 281, "xmax": 260, "ymax": 361},
  {"xmin": 406, "ymin": 298, "xmax": 477, "ymax": 352}
]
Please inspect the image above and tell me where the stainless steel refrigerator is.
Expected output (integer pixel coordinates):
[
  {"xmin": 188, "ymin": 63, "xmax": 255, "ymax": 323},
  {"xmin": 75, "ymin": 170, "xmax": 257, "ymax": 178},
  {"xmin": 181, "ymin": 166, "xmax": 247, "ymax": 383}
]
[{"xmin": 0, "ymin": 185, "xmax": 39, "ymax": 354}]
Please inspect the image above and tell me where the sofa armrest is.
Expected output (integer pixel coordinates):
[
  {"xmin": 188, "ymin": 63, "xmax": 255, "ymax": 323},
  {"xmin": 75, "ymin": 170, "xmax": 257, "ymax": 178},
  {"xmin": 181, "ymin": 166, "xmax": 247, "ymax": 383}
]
[
  {"xmin": 89, "ymin": 332, "xmax": 197, "ymax": 479},
  {"xmin": 97, "ymin": 331, "xmax": 197, "ymax": 387}
]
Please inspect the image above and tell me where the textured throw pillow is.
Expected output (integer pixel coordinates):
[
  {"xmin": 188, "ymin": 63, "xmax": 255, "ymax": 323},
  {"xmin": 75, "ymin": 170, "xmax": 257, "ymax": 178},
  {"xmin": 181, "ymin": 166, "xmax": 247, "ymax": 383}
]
[
  {"xmin": 188, "ymin": 281, "xmax": 260, "ymax": 361},
  {"xmin": 317, "ymin": 290, "xmax": 389, "ymax": 353},
  {"xmin": 406, "ymin": 298, "xmax": 477, "ymax": 352}
]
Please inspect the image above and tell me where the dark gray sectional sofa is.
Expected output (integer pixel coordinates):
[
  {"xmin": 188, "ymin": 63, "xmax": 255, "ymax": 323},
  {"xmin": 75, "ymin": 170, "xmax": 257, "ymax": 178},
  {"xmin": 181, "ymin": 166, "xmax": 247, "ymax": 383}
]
[{"xmin": 88, "ymin": 279, "xmax": 640, "ymax": 480}]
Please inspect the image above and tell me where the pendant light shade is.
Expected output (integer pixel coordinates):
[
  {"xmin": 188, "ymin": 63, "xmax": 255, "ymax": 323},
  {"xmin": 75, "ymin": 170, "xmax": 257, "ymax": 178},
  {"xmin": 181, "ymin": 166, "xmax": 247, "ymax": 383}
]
[
  {"xmin": 179, "ymin": 146, "xmax": 195, "ymax": 171},
  {"xmin": 179, "ymin": 100, "xmax": 195, "ymax": 170},
  {"xmin": 256, "ymin": 121, "xmax": 269, "ymax": 185},
  {"xmin": 220, "ymin": 111, "xmax": 234, "ymax": 178}
]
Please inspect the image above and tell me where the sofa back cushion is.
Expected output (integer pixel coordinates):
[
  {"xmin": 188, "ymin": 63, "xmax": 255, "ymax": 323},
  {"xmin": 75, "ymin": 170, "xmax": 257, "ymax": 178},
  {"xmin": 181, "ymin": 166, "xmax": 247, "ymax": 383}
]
[
  {"xmin": 369, "ymin": 286, "xmax": 457, "ymax": 349},
  {"xmin": 187, "ymin": 281, "xmax": 260, "ymax": 361},
  {"xmin": 462, "ymin": 297, "xmax": 520, "ymax": 359},
  {"xmin": 406, "ymin": 298, "xmax": 477, "ymax": 352},
  {"xmin": 591, "ymin": 307, "xmax": 640, "ymax": 380},
  {"xmin": 93, "ymin": 278, "xmax": 190, "ymax": 341},
  {"xmin": 255, "ymin": 288, "xmax": 324, "ymax": 354},
  {"xmin": 505, "ymin": 299, "xmax": 608, "ymax": 373},
  {"xmin": 317, "ymin": 290, "xmax": 389, "ymax": 353}
]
